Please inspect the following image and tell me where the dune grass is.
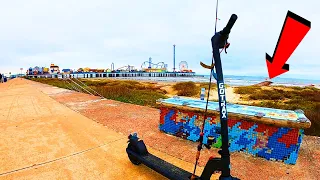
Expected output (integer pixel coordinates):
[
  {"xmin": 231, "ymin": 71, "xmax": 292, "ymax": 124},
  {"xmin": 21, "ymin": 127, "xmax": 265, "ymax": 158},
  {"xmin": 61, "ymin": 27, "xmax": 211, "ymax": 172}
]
[
  {"xmin": 172, "ymin": 81, "xmax": 221, "ymax": 97},
  {"xmin": 31, "ymin": 78, "xmax": 71, "ymax": 89},
  {"xmin": 80, "ymin": 79, "xmax": 167, "ymax": 106},
  {"xmin": 172, "ymin": 81, "xmax": 199, "ymax": 96},
  {"xmin": 198, "ymin": 82, "xmax": 218, "ymax": 90},
  {"xmin": 234, "ymin": 86, "xmax": 320, "ymax": 136},
  {"xmin": 29, "ymin": 78, "xmax": 167, "ymax": 107}
]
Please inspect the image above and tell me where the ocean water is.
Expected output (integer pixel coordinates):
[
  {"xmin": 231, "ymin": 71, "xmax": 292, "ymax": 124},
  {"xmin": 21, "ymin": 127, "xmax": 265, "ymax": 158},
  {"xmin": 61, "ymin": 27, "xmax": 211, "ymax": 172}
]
[{"xmin": 114, "ymin": 75, "xmax": 320, "ymax": 87}]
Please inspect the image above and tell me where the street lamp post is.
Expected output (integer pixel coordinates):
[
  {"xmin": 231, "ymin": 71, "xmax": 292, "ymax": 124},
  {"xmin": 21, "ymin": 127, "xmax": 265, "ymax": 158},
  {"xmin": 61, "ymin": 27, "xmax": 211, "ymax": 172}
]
[
  {"xmin": 173, "ymin": 44, "xmax": 176, "ymax": 72},
  {"xmin": 20, "ymin": 68, "xmax": 23, "ymax": 77}
]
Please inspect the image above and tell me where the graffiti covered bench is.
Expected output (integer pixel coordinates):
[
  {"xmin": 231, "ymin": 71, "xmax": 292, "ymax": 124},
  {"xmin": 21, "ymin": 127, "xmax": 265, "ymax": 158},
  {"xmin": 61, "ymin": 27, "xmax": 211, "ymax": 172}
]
[{"xmin": 157, "ymin": 97, "xmax": 311, "ymax": 165}]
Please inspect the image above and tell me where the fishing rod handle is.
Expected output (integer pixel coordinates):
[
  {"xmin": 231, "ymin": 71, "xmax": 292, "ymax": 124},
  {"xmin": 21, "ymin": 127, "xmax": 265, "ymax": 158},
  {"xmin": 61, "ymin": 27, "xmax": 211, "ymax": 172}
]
[{"xmin": 220, "ymin": 14, "xmax": 238, "ymax": 36}]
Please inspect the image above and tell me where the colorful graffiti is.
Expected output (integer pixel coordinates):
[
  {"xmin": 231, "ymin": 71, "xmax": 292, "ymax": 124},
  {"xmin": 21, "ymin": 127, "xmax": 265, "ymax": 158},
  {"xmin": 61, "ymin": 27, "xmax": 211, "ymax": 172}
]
[
  {"xmin": 159, "ymin": 97, "xmax": 309, "ymax": 122},
  {"xmin": 159, "ymin": 107, "xmax": 304, "ymax": 165}
]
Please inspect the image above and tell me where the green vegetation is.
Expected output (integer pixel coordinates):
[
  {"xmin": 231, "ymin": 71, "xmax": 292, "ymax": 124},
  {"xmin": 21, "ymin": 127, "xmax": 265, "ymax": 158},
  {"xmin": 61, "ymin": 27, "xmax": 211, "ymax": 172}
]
[
  {"xmin": 29, "ymin": 78, "xmax": 167, "ymax": 107},
  {"xmin": 81, "ymin": 79, "xmax": 167, "ymax": 107},
  {"xmin": 234, "ymin": 86, "xmax": 260, "ymax": 95},
  {"xmin": 198, "ymin": 82, "xmax": 217, "ymax": 90},
  {"xmin": 172, "ymin": 81, "xmax": 224, "ymax": 97},
  {"xmin": 172, "ymin": 81, "xmax": 198, "ymax": 96},
  {"xmin": 234, "ymin": 86, "xmax": 320, "ymax": 136},
  {"xmin": 30, "ymin": 78, "xmax": 71, "ymax": 89}
]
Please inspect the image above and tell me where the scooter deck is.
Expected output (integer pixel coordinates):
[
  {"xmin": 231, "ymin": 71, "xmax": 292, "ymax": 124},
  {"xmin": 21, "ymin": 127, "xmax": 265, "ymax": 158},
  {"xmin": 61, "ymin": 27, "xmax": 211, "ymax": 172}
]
[{"xmin": 127, "ymin": 148, "xmax": 197, "ymax": 180}]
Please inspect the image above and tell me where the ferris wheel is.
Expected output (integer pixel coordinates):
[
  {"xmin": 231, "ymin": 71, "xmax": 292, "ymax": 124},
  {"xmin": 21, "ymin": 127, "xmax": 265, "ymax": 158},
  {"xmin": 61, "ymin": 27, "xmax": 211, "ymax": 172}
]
[{"xmin": 179, "ymin": 61, "xmax": 188, "ymax": 71}]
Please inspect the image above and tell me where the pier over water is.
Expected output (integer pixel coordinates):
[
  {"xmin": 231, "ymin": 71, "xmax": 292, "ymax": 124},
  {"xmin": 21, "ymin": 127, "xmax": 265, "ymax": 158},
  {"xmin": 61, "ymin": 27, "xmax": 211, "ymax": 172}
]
[{"xmin": 27, "ymin": 72, "xmax": 195, "ymax": 79}]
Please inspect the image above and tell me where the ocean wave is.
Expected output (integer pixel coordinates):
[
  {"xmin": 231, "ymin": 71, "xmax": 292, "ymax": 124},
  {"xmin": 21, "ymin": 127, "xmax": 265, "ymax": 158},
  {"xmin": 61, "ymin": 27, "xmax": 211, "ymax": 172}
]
[{"xmin": 114, "ymin": 76, "xmax": 320, "ymax": 87}]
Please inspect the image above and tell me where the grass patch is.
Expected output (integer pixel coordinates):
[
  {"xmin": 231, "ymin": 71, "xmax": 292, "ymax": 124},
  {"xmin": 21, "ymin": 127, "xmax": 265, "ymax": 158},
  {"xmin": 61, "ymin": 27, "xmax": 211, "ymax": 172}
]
[
  {"xmin": 234, "ymin": 86, "xmax": 260, "ymax": 94},
  {"xmin": 29, "ymin": 78, "xmax": 167, "ymax": 107},
  {"xmin": 173, "ymin": 82, "xmax": 222, "ymax": 97},
  {"xmin": 30, "ymin": 78, "xmax": 72, "ymax": 90},
  {"xmin": 172, "ymin": 81, "xmax": 198, "ymax": 96},
  {"xmin": 235, "ymin": 85, "xmax": 320, "ymax": 136},
  {"xmin": 198, "ymin": 82, "xmax": 217, "ymax": 90}
]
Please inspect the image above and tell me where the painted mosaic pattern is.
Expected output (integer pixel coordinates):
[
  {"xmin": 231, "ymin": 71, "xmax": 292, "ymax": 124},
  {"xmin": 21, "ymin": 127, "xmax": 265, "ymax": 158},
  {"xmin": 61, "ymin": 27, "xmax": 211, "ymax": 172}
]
[
  {"xmin": 160, "ymin": 97, "xmax": 309, "ymax": 122},
  {"xmin": 159, "ymin": 107, "xmax": 304, "ymax": 165}
]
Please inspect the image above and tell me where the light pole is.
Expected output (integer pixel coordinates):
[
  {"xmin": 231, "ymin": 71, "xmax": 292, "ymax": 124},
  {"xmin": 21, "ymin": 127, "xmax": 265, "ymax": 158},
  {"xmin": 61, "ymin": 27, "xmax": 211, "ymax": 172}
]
[{"xmin": 173, "ymin": 44, "xmax": 176, "ymax": 72}]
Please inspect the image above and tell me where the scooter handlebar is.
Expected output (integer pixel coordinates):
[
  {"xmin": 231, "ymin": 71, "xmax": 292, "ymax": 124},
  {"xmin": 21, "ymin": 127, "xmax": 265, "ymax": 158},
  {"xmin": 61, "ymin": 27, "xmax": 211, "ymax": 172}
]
[
  {"xmin": 210, "ymin": 14, "xmax": 238, "ymax": 79},
  {"xmin": 220, "ymin": 14, "xmax": 238, "ymax": 36},
  {"xmin": 211, "ymin": 14, "xmax": 238, "ymax": 51}
]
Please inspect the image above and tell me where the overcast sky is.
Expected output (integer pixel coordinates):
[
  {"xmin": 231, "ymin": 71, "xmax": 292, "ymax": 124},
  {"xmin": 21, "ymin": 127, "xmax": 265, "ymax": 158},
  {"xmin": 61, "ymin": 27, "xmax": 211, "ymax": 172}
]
[{"xmin": 0, "ymin": 0, "xmax": 319, "ymax": 79}]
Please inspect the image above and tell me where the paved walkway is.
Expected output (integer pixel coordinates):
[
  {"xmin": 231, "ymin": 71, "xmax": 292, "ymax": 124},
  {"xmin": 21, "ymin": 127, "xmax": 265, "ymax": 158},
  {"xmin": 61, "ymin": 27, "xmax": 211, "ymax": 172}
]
[{"xmin": 0, "ymin": 78, "xmax": 208, "ymax": 179}]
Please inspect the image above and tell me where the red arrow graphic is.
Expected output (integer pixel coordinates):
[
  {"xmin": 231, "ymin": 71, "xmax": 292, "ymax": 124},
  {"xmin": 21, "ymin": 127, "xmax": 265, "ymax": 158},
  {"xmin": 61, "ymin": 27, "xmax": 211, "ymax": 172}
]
[{"xmin": 266, "ymin": 11, "xmax": 311, "ymax": 79}]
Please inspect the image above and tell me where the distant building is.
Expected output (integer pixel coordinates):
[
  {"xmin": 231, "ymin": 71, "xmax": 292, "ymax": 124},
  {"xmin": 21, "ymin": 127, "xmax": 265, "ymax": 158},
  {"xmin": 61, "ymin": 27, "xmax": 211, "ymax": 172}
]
[
  {"xmin": 50, "ymin": 64, "xmax": 60, "ymax": 74},
  {"xmin": 62, "ymin": 69, "xmax": 72, "ymax": 74},
  {"xmin": 83, "ymin": 67, "xmax": 90, "ymax": 72},
  {"xmin": 43, "ymin": 67, "xmax": 49, "ymax": 74},
  {"xmin": 27, "ymin": 66, "xmax": 50, "ymax": 75},
  {"xmin": 144, "ymin": 68, "xmax": 167, "ymax": 73},
  {"xmin": 28, "ymin": 67, "xmax": 33, "ymax": 75},
  {"xmin": 77, "ymin": 68, "xmax": 84, "ymax": 73},
  {"xmin": 95, "ymin": 69, "xmax": 105, "ymax": 73}
]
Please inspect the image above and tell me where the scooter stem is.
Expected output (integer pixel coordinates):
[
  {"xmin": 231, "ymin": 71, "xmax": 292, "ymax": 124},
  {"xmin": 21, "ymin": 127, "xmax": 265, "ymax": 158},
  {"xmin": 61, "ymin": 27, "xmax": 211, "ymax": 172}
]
[{"xmin": 211, "ymin": 14, "xmax": 237, "ymax": 178}]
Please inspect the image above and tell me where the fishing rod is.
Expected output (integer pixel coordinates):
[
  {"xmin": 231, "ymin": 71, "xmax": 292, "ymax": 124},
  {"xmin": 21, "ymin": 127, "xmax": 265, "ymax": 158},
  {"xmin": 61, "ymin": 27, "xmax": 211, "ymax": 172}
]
[
  {"xmin": 200, "ymin": 0, "xmax": 223, "ymax": 79},
  {"xmin": 191, "ymin": 0, "xmax": 220, "ymax": 177},
  {"xmin": 191, "ymin": 1, "xmax": 238, "ymax": 179},
  {"xmin": 214, "ymin": 0, "xmax": 219, "ymax": 33}
]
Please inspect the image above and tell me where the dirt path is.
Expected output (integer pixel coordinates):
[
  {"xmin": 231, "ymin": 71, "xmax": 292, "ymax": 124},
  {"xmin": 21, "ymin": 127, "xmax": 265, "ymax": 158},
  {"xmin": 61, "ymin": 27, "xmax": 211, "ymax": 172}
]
[
  {"xmin": 28, "ymin": 79, "xmax": 320, "ymax": 180},
  {"xmin": 0, "ymin": 78, "xmax": 212, "ymax": 179}
]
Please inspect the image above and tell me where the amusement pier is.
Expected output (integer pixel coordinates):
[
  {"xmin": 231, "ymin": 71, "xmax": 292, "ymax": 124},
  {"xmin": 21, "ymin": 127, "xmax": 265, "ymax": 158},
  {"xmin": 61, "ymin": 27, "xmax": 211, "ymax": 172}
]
[{"xmin": 26, "ymin": 45, "xmax": 195, "ymax": 79}]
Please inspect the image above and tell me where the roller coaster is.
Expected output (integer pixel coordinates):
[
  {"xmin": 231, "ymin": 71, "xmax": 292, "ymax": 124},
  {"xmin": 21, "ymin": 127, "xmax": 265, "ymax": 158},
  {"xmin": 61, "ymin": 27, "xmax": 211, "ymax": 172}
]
[
  {"xmin": 141, "ymin": 57, "xmax": 167, "ymax": 72},
  {"xmin": 116, "ymin": 65, "xmax": 137, "ymax": 72},
  {"xmin": 141, "ymin": 61, "xmax": 166, "ymax": 69}
]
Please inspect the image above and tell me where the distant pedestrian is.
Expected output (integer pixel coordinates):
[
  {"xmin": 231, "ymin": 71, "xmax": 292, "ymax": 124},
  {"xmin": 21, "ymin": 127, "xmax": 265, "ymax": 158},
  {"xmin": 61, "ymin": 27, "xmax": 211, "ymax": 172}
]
[{"xmin": 0, "ymin": 73, "xmax": 2, "ymax": 83}]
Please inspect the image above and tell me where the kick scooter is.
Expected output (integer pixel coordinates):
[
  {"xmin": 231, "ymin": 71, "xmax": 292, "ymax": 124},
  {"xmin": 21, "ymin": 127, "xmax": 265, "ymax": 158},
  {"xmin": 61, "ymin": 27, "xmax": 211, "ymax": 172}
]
[{"xmin": 126, "ymin": 14, "xmax": 239, "ymax": 180}]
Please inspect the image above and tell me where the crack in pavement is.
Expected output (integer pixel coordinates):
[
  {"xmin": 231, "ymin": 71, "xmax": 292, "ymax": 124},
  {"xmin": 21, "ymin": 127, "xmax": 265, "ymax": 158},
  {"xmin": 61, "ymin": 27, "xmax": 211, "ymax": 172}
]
[{"xmin": 0, "ymin": 137, "xmax": 126, "ymax": 177}]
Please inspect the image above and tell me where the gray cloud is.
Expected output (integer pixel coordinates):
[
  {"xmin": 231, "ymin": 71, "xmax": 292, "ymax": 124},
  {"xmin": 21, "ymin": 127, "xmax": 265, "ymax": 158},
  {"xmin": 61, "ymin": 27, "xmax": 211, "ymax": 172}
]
[{"xmin": 0, "ymin": 0, "xmax": 319, "ymax": 79}]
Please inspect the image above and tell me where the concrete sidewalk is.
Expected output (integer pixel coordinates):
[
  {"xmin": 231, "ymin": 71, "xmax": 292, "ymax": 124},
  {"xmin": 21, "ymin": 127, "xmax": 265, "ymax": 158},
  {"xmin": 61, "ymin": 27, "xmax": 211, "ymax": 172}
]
[{"xmin": 0, "ymin": 78, "xmax": 209, "ymax": 179}]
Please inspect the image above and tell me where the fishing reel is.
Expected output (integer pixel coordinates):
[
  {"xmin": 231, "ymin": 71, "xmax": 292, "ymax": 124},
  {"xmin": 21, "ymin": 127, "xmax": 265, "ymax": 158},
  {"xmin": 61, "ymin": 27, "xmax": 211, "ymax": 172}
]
[{"xmin": 197, "ymin": 126, "xmax": 221, "ymax": 150}]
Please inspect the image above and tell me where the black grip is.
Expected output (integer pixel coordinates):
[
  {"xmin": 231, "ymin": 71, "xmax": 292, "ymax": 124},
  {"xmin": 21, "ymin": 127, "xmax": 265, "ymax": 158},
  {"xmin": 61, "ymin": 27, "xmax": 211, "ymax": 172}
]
[{"xmin": 221, "ymin": 14, "xmax": 238, "ymax": 35}]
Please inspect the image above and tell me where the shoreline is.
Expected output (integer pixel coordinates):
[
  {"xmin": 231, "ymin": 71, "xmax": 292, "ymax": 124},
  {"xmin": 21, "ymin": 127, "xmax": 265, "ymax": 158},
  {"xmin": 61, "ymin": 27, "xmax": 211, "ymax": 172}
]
[{"xmin": 102, "ymin": 77, "xmax": 320, "ymax": 89}]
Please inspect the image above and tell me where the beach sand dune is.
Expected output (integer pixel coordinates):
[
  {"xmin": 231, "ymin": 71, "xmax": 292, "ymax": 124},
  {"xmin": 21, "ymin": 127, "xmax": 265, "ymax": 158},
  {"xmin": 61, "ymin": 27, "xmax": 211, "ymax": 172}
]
[{"xmin": 254, "ymin": 80, "xmax": 273, "ymax": 86}]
